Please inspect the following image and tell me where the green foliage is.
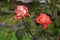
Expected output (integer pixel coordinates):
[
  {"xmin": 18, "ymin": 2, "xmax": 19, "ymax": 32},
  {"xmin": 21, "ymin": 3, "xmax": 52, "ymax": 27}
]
[
  {"xmin": 16, "ymin": 30, "xmax": 24, "ymax": 40},
  {"xmin": 0, "ymin": 0, "xmax": 60, "ymax": 40}
]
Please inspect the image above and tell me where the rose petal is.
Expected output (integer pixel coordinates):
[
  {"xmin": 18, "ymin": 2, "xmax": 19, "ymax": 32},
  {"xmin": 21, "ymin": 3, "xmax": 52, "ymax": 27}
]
[
  {"xmin": 43, "ymin": 24, "xmax": 48, "ymax": 29},
  {"xmin": 25, "ymin": 14, "xmax": 30, "ymax": 16},
  {"xmin": 14, "ymin": 16, "xmax": 21, "ymax": 19}
]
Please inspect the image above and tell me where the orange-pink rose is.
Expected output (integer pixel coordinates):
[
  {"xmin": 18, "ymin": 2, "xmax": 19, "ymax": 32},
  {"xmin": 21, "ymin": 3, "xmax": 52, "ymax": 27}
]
[{"xmin": 36, "ymin": 13, "xmax": 52, "ymax": 29}]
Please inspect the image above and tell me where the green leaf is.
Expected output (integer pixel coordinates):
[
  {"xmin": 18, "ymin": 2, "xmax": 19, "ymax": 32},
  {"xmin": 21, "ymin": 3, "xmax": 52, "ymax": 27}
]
[
  {"xmin": 53, "ymin": 28, "xmax": 59, "ymax": 35},
  {"xmin": 15, "ymin": 30, "xmax": 24, "ymax": 40}
]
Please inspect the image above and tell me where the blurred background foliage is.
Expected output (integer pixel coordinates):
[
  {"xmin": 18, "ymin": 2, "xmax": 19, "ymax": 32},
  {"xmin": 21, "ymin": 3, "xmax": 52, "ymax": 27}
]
[{"xmin": 0, "ymin": 0, "xmax": 60, "ymax": 40}]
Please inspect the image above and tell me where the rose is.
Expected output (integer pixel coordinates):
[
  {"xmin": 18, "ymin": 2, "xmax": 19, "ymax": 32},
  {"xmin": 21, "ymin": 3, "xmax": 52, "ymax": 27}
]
[
  {"xmin": 14, "ymin": 5, "xmax": 30, "ymax": 19},
  {"xmin": 36, "ymin": 13, "xmax": 52, "ymax": 29}
]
